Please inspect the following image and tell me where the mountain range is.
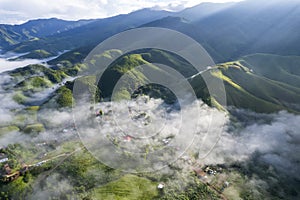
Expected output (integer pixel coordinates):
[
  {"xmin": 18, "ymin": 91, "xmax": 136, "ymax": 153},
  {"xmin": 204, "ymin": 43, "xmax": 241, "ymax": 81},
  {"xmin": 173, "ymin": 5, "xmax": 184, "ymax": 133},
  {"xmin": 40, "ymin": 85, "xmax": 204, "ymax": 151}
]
[
  {"xmin": 1, "ymin": 1, "xmax": 300, "ymax": 199},
  {"xmin": 1, "ymin": 0, "xmax": 300, "ymax": 113}
]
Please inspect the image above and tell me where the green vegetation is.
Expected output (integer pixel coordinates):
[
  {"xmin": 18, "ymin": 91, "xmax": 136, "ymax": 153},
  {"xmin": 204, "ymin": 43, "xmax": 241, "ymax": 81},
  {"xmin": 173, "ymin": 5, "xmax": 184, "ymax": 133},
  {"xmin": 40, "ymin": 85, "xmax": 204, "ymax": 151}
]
[
  {"xmin": 93, "ymin": 174, "xmax": 158, "ymax": 200},
  {"xmin": 54, "ymin": 148, "xmax": 123, "ymax": 197},
  {"xmin": 56, "ymin": 86, "xmax": 73, "ymax": 107},
  {"xmin": 12, "ymin": 75, "xmax": 53, "ymax": 103},
  {"xmin": 9, "ymin": 65, "xmax": 68, "ymax": 106},
  {"xmin": 9, "ymin": 64, "xmax": 67, "ymax": 84},
  {"xmin": 48, "ymin": 46, "xmax": 94, "ymax": 67},
  {"xmin": 12, "ymin": 91, "xmax": 28, "ymax": 104},
  {"xmin": 0, "ymin": 126, "xmax": 19, "ymax": 135},
  {"xmin": 0, "ymin": 144, "xmax": 37, "ymax": 199},
  {"xmin": 0, "ymin": 177, "xmax": 31, "ymax": 200},
  {"xmin": 241, "ymin": 54, "xmax": 300, "ymax": 88},
  {"xmin": 0, "ymin": 27, "xmax": 25, "ymax": 48},
  {"xmin": 1, "ymin": 4, "xmax": 300, "ymax": 199},
  {"xmin": 98, "ymin": 53, "xmax": 150, "ymax": 98},
  {"xmin": 96, "ymin": 50, "xmax": 195, "ymax": 103},
  {"xmin": 16, "ymin": 76, "xmax": 53, "ymax": 92},
  {"xmin": 160, "ymin": 179, "xmax": 219, "ymax": 200},
  {"xmin": 94, "ymin": 50, "xmax": 300, "ymax": 113},
  {"xmin": 18, "ymin": 49, "xmax": 52, "ymax": 59},
  {"xmin": 113, "ymin": 88, "xmax": 131, "ymax": 101},
  {"xmin": 25, "ymin": 106, "xmax": 40, "ymax": 111},
  {"xmin": 11, "ymin": 108, "xmax": 39, "ymax": 129},
  {"xmin": 0, "ymin": 14, "xmax": 299, "ymax": 200},
  {"xmin": 208, "ymin": 66, "xmax": 287, "ymax": 113},
  {"xmin": 140, "ymin": 49, "xmax": 198, "ymax": 77},
  {"xmin": 221, "ymin": 59, "xmax": 300, "ymax": 112},
  {"xmin": 7, "ymin": 49, "xmax": 299, "ymax": 114},
  {"xmin": 189, "ymin": 55, "xmax": 300, "ymax": 113},
  {"xmin": 23, "ymin": 123, "xmax": 45, "ymax": 134}
]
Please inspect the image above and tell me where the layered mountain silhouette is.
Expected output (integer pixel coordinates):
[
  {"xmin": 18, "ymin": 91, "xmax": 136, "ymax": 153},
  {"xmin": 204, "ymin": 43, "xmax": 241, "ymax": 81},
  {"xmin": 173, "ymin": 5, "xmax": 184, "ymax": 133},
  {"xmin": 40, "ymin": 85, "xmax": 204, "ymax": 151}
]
[{"xmin": 1, "ymin": 0, "xmax": 300, "ymax": 113}]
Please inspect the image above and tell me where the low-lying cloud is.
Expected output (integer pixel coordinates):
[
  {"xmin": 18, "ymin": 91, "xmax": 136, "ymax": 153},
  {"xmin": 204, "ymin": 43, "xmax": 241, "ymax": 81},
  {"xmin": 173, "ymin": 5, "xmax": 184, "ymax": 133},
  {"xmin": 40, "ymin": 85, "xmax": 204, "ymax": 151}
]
[
  {"xmin": 29, "ymin": 173, "xmax": 76, "ymax": 200},
  {"xmin": 0, "ymin": 58, "xmax": 43, "ymax": 73},
  {"xmin": 0, "ymin": 83, "xmax": 299, "ymax": 198},
  {"xmin": 204, "ymin": 110, "xmax": 300, "ymax": 179}
]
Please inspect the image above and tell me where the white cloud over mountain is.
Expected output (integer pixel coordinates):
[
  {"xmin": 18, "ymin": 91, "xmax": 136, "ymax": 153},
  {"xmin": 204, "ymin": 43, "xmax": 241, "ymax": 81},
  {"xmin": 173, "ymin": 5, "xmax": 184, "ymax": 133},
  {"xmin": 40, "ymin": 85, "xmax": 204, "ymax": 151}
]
[{"xmin": 0, "ymin": 0, "xmax": 242, "ymax": 24}]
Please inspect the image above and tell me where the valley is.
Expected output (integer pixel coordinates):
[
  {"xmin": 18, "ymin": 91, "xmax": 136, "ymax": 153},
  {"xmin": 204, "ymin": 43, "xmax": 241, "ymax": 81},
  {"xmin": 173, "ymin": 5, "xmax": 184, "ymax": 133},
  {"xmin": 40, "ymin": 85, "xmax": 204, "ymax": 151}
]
[{"xmin": 0, "ymin": 0, "xmax": 299, "ymax": 199}]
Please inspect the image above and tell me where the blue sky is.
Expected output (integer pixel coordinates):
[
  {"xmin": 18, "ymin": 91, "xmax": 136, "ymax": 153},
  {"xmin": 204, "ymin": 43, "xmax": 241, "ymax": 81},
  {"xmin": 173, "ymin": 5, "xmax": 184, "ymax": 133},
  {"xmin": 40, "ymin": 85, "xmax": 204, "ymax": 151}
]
[{"xmin": 0, "ymin": 0, "xmax": 242, "ymax": 24}]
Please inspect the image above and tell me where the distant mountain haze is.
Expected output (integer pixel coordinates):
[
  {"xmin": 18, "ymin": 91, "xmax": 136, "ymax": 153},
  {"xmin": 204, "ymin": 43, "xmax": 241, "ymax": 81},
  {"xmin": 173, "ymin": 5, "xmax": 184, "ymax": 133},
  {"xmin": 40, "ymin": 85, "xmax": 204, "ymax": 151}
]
[
  {"xmin": 0, "ymin": 18, "xmax": 95, "ymax": 49},
  {"xmin": 0, "ymin": 0, "xmax": 299, "ymax": 113},
  {"xmin": 1, "ymin": 0, "xmax": 299, "ymax": 63}
]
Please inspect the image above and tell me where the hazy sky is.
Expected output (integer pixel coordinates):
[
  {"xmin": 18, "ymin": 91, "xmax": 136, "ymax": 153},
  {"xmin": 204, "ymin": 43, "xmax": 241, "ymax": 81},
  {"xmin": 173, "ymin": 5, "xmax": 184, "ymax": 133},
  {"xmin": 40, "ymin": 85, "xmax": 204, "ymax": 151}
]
[{"xmin": 0, "ymin": 0, "xmax": 242, "ymax": 24}]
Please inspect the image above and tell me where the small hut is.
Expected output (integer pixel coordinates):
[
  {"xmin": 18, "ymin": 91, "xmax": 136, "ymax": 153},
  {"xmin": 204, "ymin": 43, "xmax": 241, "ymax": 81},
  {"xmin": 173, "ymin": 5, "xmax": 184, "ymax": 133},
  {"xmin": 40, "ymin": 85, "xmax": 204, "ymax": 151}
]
[{"xmin": 157, "ymin": 183, "xmax": 165, "ymax": 190}]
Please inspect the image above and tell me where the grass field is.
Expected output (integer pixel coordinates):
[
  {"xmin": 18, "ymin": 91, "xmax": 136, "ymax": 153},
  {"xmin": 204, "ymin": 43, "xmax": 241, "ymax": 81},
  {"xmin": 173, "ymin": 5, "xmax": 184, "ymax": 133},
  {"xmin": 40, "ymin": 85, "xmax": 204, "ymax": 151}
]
[{"xmin": 92, "ymin": 174, "xmax": 158, "ymax": 200}]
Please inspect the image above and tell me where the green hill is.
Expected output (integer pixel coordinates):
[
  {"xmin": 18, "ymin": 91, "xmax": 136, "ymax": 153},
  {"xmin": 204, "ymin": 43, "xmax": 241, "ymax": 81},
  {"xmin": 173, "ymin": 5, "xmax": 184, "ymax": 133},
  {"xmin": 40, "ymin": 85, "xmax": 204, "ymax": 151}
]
[
  {"xmin": 88, "ymin": 50, "xmax": 300, "ymax": 113},
  {"xmin": 92, "ymin": 174, "xmax": 158, "ymax": 200},
  {"xmin": 241, "ymin": 54, "xmax": 300, "ymax": 88},
  {"xmin": 5, "ymin": 41, "xmax": 300, "ymax": 114},
  {"xmin": 189, "ymin": 54, "xmax": 300, "ymax": 113}
]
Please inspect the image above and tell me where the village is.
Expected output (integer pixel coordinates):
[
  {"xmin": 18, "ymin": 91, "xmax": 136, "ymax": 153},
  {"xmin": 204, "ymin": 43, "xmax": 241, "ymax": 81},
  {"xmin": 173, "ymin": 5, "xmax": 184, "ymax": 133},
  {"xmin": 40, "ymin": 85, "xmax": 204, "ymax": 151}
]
[
  {"xmin": 92, "ymin": 98, "xmax": 233, "ymax": 198},
  {"xmin": 0, "ymin": 96, "xmax": 244, "ymax": 200},
  {"xmin": 0, "ymin": 146, "xmax": 34, "ymax": 183},
  {"xmin": 1, "ymin": 144, "xmax": 233, "ymax": 200},
  {"xmin": 0, "ymin": 144, "xmax": 82, "ymax": 184},
  {"xmin": 0, "ymin": 120, "xmax": 79, "ymax": 184}
]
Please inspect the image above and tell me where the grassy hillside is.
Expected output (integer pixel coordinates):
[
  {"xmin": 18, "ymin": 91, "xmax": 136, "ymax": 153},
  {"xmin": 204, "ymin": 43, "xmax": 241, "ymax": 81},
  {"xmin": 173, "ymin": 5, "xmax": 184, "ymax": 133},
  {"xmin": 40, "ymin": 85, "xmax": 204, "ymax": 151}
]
[
  {"xmin": 98, "ymin": 53, "xmax": 157, "ymax": 99},
  {"xmin": 6, "ymin": 50, "xmax": 299, "ymax": 114},
  {"xmin": 94, "ymin": 50, "xmax": 300, "ymax": 113},
  {"xmin": 9, "ymin": 64, "xmax": 67, "ymax": 83},
  {"xmin": 241, "ymin": 54, "xmax": 300, "ymax": 88},
  {"xmin": 17, "ymin": 49, "xmax": 52, "ymax": 59},
  {"xmin": 92, "ymin": 174, "xmax": 158, "ymax": 200},
  {"xmin": 189, "ymin": 56, "xmax": 300, "ymax": 113}
]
